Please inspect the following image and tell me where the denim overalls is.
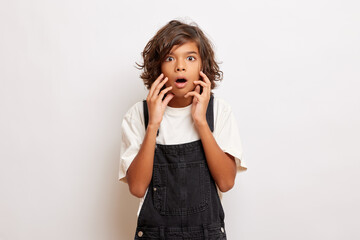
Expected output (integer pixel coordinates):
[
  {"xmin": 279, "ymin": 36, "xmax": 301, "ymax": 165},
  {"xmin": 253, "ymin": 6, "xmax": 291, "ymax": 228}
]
[{"xmin": 135, "ymin": 95, "xmax": 227, "ymax": 240}]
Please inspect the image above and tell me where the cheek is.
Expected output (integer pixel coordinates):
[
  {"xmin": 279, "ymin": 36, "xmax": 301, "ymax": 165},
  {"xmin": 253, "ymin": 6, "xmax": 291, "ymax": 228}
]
[
  {"xmin": 161, "ymin": 62, "xmax": 171, "ymax": 74},
  {"xmin": 160, "ymin": 64, "xmax": 166, "ymax": 75},
  {"xmin": 196, "ymin": 63, "xmax": 202, "ymax": 76},
  {"xmin": 164, "ymin": 81, "xmax": 171, "ymax": 88}
]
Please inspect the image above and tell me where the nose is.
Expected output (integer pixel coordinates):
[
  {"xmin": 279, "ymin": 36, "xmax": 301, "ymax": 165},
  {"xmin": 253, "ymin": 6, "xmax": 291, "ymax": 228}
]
[{"xmin": 175, "ymin": 60, "xmax": 186, "ymax": 72}]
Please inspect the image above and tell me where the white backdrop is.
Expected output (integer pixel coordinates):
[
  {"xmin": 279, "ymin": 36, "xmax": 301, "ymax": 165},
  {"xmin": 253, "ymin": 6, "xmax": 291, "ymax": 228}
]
[{"xmin": 1, "ymin": 0, "xmax": 359, "ymax": 239}]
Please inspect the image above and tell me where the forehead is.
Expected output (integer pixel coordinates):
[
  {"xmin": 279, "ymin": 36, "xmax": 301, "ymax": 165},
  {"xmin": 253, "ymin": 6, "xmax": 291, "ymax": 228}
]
[{"xmin": 169, "ymin": 41, "xmax": 199, "ymax": 55}]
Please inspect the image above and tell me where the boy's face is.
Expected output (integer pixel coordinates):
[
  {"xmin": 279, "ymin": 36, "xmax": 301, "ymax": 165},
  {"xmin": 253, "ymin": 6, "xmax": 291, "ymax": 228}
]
[{"xmin": 161, "ymin": 41, "xmax": 202, "ymax": 98}]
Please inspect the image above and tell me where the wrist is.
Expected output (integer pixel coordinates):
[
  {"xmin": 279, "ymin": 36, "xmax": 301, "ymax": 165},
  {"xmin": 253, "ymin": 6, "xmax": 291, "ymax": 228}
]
[
  {"xmin": 194, "ymin": 119, "xmax": 208, "ymax": 129},
  {"xmin": 147, "ymin": 123, "xmax": 160, "ymax": 131}
]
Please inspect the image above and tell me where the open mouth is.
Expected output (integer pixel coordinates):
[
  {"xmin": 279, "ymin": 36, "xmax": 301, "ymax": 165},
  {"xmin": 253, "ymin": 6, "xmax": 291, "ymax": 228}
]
[
  {"xmin": 176, "ymin": 78, "xmax": 187, "ymax": 83},
  {"xmin": 175, "ymin": 78, "xmax": 188, "ymax": 89}
]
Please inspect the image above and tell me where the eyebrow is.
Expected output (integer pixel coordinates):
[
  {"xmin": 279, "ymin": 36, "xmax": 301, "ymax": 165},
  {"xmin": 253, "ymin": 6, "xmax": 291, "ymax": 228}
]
[
  {"xmin": 169, "ymin": 51, "xmax": 199, "ymax": 55},
  {"xmin": 185, "ymin": 51, "xmax": 199, "ymax": 55}
]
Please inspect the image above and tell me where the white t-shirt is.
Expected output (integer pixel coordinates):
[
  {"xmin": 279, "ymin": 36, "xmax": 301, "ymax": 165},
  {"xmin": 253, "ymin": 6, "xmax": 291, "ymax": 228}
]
[{"xmin": 119, "ymin": 96, "xmax": 247, "ymax": 216}]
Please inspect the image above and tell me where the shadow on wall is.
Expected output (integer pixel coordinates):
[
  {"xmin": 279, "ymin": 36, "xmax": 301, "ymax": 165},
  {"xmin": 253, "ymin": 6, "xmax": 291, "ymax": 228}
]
[{"xmin": 116, "ymin": 182, "xmax": 139, "ymax": 239}]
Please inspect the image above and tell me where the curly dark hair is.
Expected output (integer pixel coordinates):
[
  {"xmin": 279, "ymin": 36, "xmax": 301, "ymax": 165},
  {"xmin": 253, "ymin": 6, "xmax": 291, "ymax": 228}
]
[{"xmin": 136, "ymin": 20, "xmax": 223, "ymax": 90}]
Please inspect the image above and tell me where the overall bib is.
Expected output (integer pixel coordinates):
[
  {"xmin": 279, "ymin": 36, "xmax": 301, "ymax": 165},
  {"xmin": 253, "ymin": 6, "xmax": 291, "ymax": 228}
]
[{"xmin": 135, "ymin": 96, "xmax": 227, "ymax": 240}]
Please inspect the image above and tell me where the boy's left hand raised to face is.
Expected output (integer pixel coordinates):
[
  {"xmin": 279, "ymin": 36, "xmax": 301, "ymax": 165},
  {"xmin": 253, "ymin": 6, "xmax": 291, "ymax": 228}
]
[{"xmin": 184, "ymin": 71, "xmax": 211, "ymax": 128}]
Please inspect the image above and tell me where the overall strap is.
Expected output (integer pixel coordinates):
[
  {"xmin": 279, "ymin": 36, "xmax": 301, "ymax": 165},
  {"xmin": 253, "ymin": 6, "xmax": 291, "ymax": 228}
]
[
  {"xmin": 143, "ymin": 100, "xmax": 149, "ymax": 131},
  {"xmin": 143, "ymin": 94, "xmax": 214, "ymax": 133},
  {"xmin": 206, "ymin": 94, "xmax": 214, "ymax": 132},
  {"xmin": 143, "ymin": 100, "xmax": 159, "ymax": 136}
]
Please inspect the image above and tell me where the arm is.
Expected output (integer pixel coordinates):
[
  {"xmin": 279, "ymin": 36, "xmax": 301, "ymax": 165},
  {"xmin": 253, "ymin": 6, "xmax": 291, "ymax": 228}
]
[
  {"xmin": 185, "ymin": 71, "xmax": 236, "ymax": 192},
  {"xmin": 195, "ymin": 121, "xmax": 236, "ymax": 192},
  {"xmin": 126, "ymin": 74, "xmax": 174, "ymax": 198},
  {"xmin": 126, "ymin": 123, "xmax": 158, "ymax": 198}
]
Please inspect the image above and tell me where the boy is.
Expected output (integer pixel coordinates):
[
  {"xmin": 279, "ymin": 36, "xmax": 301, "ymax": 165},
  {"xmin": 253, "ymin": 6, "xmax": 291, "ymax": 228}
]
[{"xmin": 119, "ymin": 20, "xmax": 246, "ymax": 239}]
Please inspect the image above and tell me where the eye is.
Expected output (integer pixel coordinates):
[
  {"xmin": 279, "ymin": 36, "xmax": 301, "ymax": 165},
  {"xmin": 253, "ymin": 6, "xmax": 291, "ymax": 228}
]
[
  {"xmin": 165, "ymin": 56, "xmax": 174, "ymax": 62},
  {"xmin": 187, "ymin": 56, "xmax": 196, "ymax": 61}
]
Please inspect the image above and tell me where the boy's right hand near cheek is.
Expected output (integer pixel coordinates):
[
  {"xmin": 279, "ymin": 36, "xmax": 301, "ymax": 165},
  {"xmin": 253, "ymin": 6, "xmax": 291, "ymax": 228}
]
[{"xmin": 146, "ymin": 73, "xmax": 174, "ymax": 128}]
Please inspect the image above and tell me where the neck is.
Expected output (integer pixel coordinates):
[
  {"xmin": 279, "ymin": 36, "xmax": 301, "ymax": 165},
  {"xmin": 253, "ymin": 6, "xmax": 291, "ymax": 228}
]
[{"xmin": 167, "ymin": 96, "xmax": 193, "ymax": 108}]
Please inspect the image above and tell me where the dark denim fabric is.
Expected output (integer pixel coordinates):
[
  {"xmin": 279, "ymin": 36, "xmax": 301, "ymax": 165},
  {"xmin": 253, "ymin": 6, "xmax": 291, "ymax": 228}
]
[{"xmin": 135, "ymin": 96, "xmax": 227, "ymax": 240}]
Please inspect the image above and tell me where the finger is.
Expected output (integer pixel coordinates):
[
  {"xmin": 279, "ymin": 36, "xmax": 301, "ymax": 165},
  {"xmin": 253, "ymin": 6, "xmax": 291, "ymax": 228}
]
[
  {"xmin": 152, "ymin": 77, "xmax": 169, "ymax": 99},
  {"xmin": 184, "ymin": 91, "xmax": 201, "ymax": 100},
  {"xmin": 148, "ymin": 73, "xmax": 164, "ymax": 99},
  {"xmin": 199, "ymin": 72, "xmax": 211, "ymax": 97},
  {"xmin": 195, "ymin": 85, "xmax": 201, "ymax": 93},
  {"xmin": 193, "ymin": 86, "xmax": 201, "ymax": 103},
  {"xmin": 193, "ymin": 80, "xmax": 207, "ymax": 88},
  {"xmin": 200, "ymin": 71, "xmax": 211, "ymax": 85},
  {"xmin": 162, "ymin": 93, "xmax": 174, "ymax": 107},
  {"xmin": 194, "ymin": 80, "xmax": 210, "ymax": 97},
  {"xmin": 158, "ymin": 85, "xmax": 173, "ymax": 101}
]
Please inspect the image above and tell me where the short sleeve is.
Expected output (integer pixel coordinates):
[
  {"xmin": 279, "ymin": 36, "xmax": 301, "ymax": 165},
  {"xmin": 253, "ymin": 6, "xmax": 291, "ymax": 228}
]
[
  {"xmin": 118, "ymin": 102, "xmax": 146, "ymax": 183},
  {"xmin": 213, "ymin": 98, "xmax": 247, "ymax": 172}
]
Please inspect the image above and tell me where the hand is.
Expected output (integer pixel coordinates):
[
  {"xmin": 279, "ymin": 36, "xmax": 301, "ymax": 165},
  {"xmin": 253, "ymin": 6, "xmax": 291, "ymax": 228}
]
[
  {"xmin": 146, "ymin": 73, "xmax": 174, "ymax": 128},
  {"xmin": 184, "ymin": 71, "xmax": 211, "ymax": 127}
]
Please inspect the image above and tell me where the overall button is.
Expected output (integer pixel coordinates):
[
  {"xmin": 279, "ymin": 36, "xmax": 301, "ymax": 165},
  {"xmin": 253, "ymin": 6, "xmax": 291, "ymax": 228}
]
[
  {"xmin": 220, "ymin": 227, "xmax": 225, "ymax": 233},
  {"xmin": 137, "ymin": 231, "xmax": 143, "ymax": 237},
  {"xmin": 153, "ymin": 187, "xmax": 157, "ymax": 191}
]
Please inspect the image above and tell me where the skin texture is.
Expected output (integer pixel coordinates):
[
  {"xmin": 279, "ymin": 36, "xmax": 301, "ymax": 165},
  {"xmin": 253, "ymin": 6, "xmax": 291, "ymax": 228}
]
[{"xmin": 126, "ymin": 42, "xmax": 237, "ymax": 198}]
